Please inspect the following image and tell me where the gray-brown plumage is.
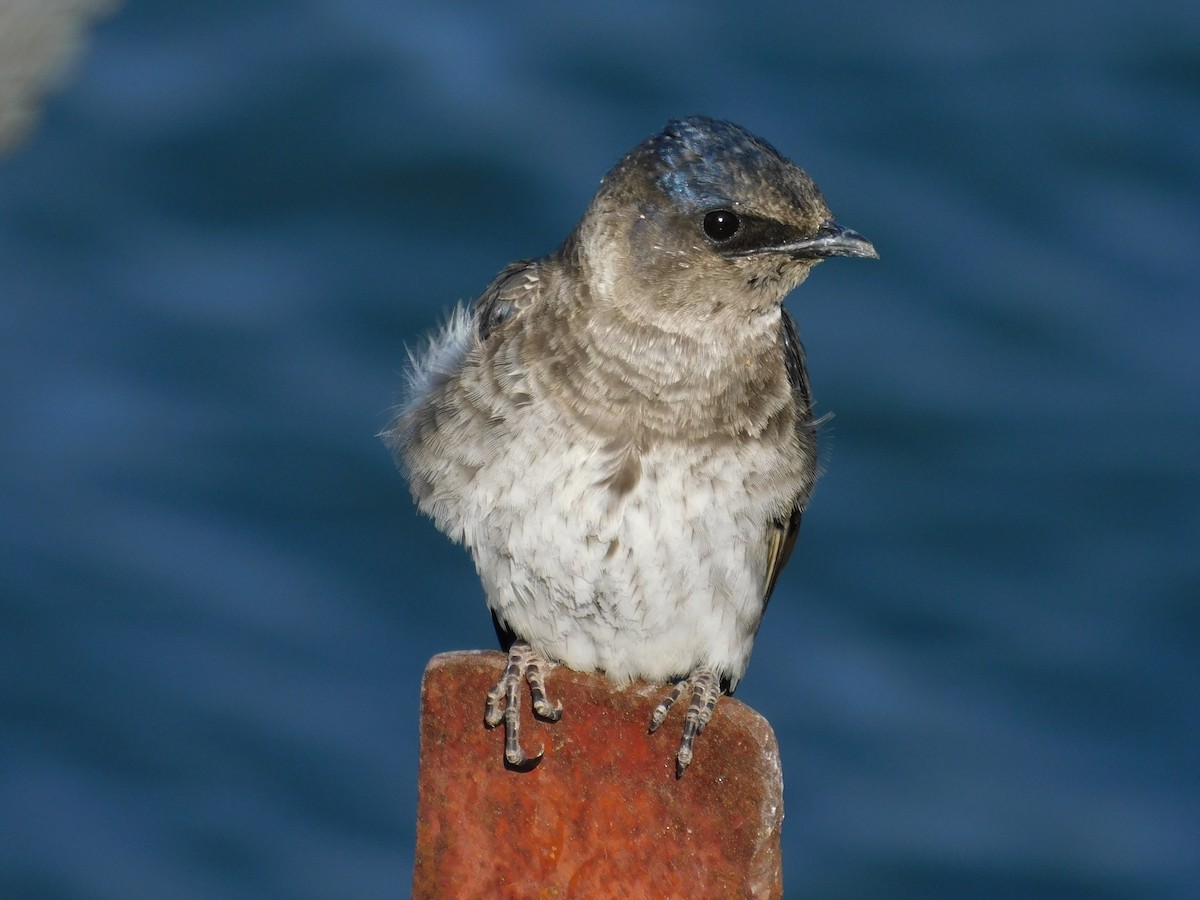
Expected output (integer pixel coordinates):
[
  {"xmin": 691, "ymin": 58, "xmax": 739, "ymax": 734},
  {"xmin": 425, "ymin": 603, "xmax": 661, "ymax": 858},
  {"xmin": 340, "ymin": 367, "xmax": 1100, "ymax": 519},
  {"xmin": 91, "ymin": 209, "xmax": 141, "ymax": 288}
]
[{"xmin": 385, "ymin": 117, "xmax": 876, "ymax": 774}]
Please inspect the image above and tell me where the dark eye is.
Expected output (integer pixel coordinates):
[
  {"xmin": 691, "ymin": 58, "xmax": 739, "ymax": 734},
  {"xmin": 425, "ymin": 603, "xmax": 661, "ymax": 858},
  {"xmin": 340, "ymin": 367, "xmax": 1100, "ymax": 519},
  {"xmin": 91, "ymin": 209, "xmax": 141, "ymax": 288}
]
[{"xmin": 702, "ymin": 209, "xmax": 741, "ymax": 242}]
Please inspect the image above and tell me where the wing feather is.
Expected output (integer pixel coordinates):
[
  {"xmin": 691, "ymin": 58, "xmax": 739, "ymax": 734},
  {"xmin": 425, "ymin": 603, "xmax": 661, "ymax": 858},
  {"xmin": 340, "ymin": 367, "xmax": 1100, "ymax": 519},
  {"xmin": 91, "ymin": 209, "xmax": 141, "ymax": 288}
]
[{"xmin": 762, "ymin": 307, "xmax": 816, "ymax": 607}]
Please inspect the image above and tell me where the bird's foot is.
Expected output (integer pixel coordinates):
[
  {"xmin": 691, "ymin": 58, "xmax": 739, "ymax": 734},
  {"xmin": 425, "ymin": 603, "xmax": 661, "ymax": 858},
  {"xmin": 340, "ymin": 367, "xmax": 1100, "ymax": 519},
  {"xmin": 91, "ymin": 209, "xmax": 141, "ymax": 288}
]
[
  {"xmin": 484, "ymin": 640, "xmax": 563, "ymax": 769},
  {"xmin": 649, "ymin": 666, "xmax": 722, "ymax": 776}
]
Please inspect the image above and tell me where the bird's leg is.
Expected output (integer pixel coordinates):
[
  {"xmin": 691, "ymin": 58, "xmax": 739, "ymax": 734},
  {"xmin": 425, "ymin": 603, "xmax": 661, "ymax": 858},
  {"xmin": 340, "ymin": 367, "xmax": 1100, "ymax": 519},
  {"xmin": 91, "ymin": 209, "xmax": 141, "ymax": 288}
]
[
  {"xmin": 648, "ymin": 666, "xmax": 722, "ymax": 776},
  {"xmin": 484, "ymin": 640, "xmax": 562, "ymax": 769}
]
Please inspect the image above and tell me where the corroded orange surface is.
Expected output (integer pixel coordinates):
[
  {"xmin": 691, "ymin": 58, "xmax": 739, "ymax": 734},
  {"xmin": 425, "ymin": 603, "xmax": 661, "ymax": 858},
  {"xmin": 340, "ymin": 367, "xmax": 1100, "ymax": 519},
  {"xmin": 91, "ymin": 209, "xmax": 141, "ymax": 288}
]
[{"xmin": 413, "ymin": 651, "xmax": 782, "ymax": 899}]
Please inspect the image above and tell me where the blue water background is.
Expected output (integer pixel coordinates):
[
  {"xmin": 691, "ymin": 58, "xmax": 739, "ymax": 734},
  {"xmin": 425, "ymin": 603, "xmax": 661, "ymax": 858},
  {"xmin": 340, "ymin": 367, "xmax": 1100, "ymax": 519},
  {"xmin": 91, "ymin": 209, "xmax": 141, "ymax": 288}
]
[{"xmin": 2, "ymin": 2, "xmax": 1198, "ymax": 897}]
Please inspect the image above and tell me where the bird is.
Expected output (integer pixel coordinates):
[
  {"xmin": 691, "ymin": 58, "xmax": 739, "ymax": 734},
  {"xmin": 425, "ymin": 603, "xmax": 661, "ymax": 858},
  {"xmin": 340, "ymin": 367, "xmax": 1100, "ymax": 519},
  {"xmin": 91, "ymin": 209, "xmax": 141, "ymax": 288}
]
[{"xmin": 384, "ymin": 116, "xmax": 876, "ymax": 775}]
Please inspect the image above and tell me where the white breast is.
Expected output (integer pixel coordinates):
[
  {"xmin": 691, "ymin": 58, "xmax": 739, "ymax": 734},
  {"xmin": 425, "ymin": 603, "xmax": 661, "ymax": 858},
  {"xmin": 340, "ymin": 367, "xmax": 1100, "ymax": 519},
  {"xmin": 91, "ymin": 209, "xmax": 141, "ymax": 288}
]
[{"xmin": 461, "ymin": 403, "xmax": 790, "ymax": 686}]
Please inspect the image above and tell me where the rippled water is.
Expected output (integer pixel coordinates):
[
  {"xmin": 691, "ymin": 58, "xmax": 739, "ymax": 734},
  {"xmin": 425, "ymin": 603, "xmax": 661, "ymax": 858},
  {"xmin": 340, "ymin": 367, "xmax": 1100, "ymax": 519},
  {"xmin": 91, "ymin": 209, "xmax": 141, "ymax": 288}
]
[{"xmin": 2, "ymin": 2, "xmax": 1198, "ymax": 897}]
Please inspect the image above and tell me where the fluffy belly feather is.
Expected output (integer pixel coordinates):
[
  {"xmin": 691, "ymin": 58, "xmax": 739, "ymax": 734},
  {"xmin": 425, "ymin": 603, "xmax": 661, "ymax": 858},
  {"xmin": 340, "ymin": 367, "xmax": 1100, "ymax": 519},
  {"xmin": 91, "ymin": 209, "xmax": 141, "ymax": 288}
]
[{"xmin": 461, "ymin": 418, "xmax": 783, "ymax": 686}]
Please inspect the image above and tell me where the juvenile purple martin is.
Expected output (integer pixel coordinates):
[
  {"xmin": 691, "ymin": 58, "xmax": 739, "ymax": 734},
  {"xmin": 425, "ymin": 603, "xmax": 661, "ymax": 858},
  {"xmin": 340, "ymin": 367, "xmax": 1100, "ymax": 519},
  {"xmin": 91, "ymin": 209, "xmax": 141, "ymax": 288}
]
[{"xmin": 385, "ymin": 116, "xmax": 876, "ymax": 774}]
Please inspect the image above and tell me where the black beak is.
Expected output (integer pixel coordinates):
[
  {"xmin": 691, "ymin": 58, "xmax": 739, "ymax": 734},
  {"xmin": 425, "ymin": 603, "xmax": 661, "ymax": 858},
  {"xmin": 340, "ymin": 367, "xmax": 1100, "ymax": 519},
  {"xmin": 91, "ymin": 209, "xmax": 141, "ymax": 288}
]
[{"xmin": 772, "ymin": 220, "xmax": 878, "ymax": 260}]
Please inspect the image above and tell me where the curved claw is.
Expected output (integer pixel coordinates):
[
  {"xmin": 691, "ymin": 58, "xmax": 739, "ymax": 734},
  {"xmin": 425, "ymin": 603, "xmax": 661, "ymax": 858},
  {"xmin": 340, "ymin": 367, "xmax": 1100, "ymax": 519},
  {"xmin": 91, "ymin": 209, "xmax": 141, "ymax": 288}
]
[
  {"xmin": 484, "ymin": 640, "xmax": 561, "ymax": 770},
  {"xmin": 503, "ymin": 735, "xmax": 545, "ymax": 771}
]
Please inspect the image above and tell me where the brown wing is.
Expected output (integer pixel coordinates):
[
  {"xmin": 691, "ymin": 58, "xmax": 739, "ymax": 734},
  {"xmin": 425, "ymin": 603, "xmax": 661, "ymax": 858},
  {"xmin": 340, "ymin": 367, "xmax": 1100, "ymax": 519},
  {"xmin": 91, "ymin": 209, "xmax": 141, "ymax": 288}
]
[{"xmin": 762, "ymin": 307, "xmax": 817, "ymax": 608}]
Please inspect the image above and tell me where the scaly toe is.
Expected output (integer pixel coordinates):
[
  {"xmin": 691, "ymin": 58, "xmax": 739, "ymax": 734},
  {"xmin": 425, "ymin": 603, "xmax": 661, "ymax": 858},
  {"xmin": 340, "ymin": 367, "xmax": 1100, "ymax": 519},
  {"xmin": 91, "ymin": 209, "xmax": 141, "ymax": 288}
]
[
  {"xmin": 484, "ymin": 640, "xmax": 561, "ymax": 769},
  {"xmin": 650, "ymin": 667, "xmax": 723, "ymax": 776}
]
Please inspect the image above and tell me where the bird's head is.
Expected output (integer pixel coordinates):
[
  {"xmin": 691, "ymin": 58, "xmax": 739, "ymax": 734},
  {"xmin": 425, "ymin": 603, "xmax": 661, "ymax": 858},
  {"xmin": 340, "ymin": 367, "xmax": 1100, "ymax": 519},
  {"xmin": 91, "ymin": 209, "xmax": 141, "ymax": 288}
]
[{"xmin": 573, "ymin": 116, "xmax": 877, "ymax": 323}]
